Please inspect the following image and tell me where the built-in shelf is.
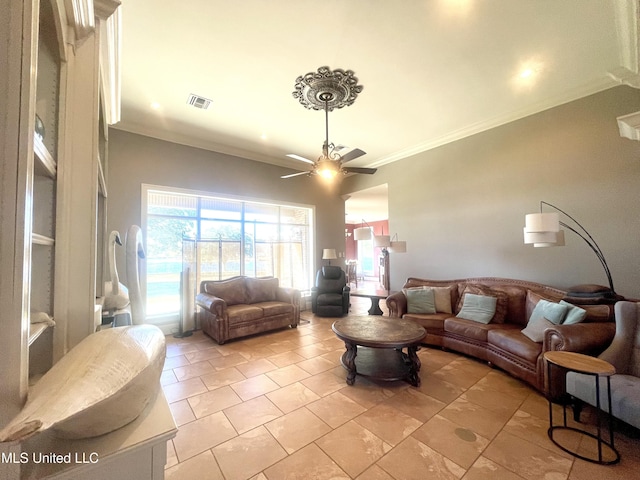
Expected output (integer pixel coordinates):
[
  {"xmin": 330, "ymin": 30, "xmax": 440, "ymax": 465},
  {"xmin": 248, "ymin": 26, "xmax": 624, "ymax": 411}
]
[
  {"xmin": 28, "ymin": 323, "xmax": 50, "ymax": 346},
  {"xmin": 34, "ymin": 134, "xmax": 57, "ymax": 178},
  {"xmin": 32, "ymin": 233, "xmax": 55, "ymax": 246},
  {"xmin": 3, "ymin": 4, "xmax": 130, "ymax": 477}
]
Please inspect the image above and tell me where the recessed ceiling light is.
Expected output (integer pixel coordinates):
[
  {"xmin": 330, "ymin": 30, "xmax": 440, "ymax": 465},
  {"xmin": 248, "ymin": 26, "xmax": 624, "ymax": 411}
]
[
  {"xmin": 150, "ymin": 101, "xmax": 161, "ymax": 110},
  {"xmin": 261, "ymin": 132, "xmax": 268, "ymax": 140},
  {"xmin": 520, "ymin": 68, "xmax": 534, "ymax": 79},
  {"xmin": 513, "ymin": 60, "xmax": 544, "ymax": 88},
  {"xmin": 440, "ymin": 0, "xmax": 473, "ymax": 15}
]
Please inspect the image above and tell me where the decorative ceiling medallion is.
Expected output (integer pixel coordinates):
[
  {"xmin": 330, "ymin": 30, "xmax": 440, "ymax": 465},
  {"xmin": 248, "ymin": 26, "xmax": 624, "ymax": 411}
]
[{"xmin": 292, "ymin": 66, "xmax": 363, "ymax": 111}]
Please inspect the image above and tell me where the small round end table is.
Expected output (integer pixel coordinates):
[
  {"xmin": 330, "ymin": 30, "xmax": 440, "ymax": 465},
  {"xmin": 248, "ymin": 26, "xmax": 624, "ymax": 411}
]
[{"xmin": 544, "ymin": 351, "xmax": 620, "ymax": 465}]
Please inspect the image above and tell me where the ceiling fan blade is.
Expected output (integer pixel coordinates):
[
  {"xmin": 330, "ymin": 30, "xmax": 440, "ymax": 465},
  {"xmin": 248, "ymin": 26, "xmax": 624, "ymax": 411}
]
[
  {"xmin": 286, "ymin": 153, "xmax": 315, "ymax": 165},
  {"xmin": 343, "ymin": 167, "xmax": 377, "ymax": 175},
  {"xmin": 340, "ymin": 148, "xmax": 366, "ymax": 163},
  {"xmin": 281, "ymin": 171, "xmax": 310, "ymax": 179}
]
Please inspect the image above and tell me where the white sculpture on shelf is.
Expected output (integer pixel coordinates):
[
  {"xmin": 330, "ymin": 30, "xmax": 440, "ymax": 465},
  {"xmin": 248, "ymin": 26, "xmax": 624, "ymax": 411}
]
[
  {"xmin": 0, "ymin": 325, "xmax": 166, "ymax": 442},
  {"xmin": 103, "ymin": 230, "xmax": 130, "ymax": 313},
  {"xmin": 126, "ymin": 225, "xmax": 146, "ymax": 325}
]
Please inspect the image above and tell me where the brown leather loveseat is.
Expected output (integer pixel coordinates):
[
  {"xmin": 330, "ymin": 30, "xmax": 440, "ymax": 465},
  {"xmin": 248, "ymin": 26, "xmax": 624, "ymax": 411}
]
[
  {"xmin": 196, "ymin": 276, "xmax": 300, "ymax": 344},
  {"xmin": 386, "ymin": 277, "xmax": 616, "ymax": 396}
]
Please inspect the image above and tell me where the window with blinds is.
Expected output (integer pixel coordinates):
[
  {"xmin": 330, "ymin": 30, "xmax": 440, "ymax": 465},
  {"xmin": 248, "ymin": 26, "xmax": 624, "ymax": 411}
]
[{"xmin": 143, "ymin": 186, "xmax": 313, "ymax": 320}]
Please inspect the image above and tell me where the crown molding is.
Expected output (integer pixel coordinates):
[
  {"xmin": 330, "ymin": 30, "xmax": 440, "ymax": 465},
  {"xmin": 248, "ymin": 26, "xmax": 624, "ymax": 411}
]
[
  {"xmin": 617, "ymin": 111, "xmax": 640, "ymax": 140},
  {"xmin": 368, "ymin": 78, "xmax": 618, "ymax": 168},
  {"xmin": 63, "ymin": 0, "xmax": 94, "ymax": 43},
  {"xmin": 99, "ymin": 5, "xmax": 121, "ymax": 124},
  {"xmin": 614, "ymin": 0, "xmax": 639, "ymax": 74},
  {"xmin": 110, "ymin": 123, "xmax": 298, "ymax": 169},
  {"xmin": 94, "ymin": 0, "xmax": 120, "ymax": 20}
]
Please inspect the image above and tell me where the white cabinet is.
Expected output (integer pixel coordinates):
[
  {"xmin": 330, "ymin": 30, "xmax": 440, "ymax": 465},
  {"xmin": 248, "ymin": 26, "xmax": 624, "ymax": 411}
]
[{"xmin": 20, "ymin": 392, "xmax": 177, "ymax": 480}]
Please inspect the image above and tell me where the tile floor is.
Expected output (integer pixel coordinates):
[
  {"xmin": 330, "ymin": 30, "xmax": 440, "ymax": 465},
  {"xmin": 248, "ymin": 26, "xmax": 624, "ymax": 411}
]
[{"xmin": 161, "ymin": 297, "xmax": 640, "ymax": 480}]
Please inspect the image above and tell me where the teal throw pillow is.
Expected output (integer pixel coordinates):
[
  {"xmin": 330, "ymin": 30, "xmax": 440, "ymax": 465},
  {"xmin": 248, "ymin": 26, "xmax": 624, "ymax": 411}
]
[
  {"xmin": 406, "ymin": 288, "xmax": 436, "ymax": 314},
  {"xmin": 529, "ymin": 299, "xmax": 568, "ymax": 325},
  {"xmin": 403, "ymin": 286, "xmax": 452, "ymax": 313},
  {"xmin": 559, "ymin": 300, "xmax": 587, "ymax": 325},
  {"xmin": 456, "ymin": 293, "xmax": 497, "ymax": 324}
]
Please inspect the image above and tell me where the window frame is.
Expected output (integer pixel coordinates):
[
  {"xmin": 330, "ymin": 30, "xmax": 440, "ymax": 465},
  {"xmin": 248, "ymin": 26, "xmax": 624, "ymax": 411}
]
[{"xmin": 141, "ymin": 184, "xmax": 315, "ymax": 327}]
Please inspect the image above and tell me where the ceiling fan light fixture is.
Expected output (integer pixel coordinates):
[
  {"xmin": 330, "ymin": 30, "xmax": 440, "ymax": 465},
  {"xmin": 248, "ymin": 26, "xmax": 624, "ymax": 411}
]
[
  {"xmin": 317, "ymin": 159, "xmax": 340, "ymax": 179},
  {"xmin": 293, "ymin": 66, "xmax": 363, "ymax": 111},
  {"xmin": 283, "ymin": 66, "xmax": 375, "ymax": 181}
]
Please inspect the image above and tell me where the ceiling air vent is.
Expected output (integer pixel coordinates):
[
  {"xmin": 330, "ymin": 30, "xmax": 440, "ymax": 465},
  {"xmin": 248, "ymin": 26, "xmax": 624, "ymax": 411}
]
[{"xmin": 186, "ymin": 94, "xmax": 212, "ymax": 110}]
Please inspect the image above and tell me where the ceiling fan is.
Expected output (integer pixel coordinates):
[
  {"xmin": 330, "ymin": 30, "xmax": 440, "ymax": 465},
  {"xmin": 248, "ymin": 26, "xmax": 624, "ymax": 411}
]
[{"xmin": 281, "ymin": 67, "xmax": 377, "ymax": 180}]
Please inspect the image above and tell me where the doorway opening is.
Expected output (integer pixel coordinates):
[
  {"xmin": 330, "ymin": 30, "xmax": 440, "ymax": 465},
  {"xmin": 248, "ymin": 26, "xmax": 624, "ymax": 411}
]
[{"xmin": 344, "ymin": 184, "xmax": 389, "ymax": 289}]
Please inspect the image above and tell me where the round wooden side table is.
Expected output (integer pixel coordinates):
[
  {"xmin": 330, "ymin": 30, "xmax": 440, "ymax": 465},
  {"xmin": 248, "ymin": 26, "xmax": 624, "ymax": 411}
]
[
  {"xmin": 544, "ymin": 351, "xmax": 620, "ymax": 465},
  {"xmin": 349, "ymin": 289, "xmax": 395, "ymax": 315}
]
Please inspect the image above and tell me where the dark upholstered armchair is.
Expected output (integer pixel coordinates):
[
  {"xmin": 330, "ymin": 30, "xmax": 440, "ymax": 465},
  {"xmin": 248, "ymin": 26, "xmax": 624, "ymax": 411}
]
[{"xmin": 311, "ymin": 266, "xmax": 350, "ymax": 317}]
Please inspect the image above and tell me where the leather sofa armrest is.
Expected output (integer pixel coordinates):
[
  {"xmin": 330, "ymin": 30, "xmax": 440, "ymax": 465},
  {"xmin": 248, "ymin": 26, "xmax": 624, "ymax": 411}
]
[
  {"xmin": 543, "ymin": 322, "xmax": 616, "ymax": 355},
  {"xmin": 276, "ymin": 287, "xmax": 301, "ymax": 305},
  {"xmin": 195, "ymin": 292, "xmax": 226, "ymax": 317},
  {"xmin": 386, "ymin": 292, "xmax": 407, "ymax": 318},
  {"xmin": 542, "ymin": 322, "xmax": 616, "ymax": 401}
]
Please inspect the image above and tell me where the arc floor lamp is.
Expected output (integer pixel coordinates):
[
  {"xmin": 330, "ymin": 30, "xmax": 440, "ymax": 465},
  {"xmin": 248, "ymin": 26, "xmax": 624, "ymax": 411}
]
[{"xmin": 523, "ymin": 201, "xmax": 617, "ymax": 299}]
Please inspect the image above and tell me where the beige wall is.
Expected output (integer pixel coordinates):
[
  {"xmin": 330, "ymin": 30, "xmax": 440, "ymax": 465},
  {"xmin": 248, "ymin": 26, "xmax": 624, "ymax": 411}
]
[
  {"xmin": 106, "ymin": 130, "xmax": 347, "ymax": 285},
  {"xmin": 109, "ymin": 86, "xmax": 640, "ymax": 300},
  {"xmin": 342, "ymin": 86, "xmax": 640, "ymax": 298}
]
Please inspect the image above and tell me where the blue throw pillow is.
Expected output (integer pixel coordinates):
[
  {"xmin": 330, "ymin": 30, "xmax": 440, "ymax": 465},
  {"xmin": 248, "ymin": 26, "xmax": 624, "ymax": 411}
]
[
  {"xmin": 456, "ymin": 293, "xmax": 497, "ymax": 324},
  {"xmin": 406, "ymin": 288, "xmax": 436, "ymax": 314},
  {"xmin": 529, "ymin": 299, "xmax": 568, "ymax": 325},
  {"xmin": 559, "ymin": 300, "xmax": 587, "ymax": 324}
]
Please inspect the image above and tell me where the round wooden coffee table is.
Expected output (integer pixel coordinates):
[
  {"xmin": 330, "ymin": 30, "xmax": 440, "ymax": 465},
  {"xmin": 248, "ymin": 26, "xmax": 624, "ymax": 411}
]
[{"xmin": 332, "ymin": 316, "xmax": 426, "ymax": 386}]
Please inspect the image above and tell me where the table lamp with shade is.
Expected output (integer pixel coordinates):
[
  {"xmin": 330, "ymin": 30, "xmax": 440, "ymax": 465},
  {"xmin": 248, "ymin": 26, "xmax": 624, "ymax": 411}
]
[{"xmin": 322, "ymin": 248, "xmax": 337, "ymax": 265}]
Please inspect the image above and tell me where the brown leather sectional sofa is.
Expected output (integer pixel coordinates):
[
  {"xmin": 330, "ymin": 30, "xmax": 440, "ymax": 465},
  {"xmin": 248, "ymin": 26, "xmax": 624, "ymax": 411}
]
[
  {"xmin": 386, "ymin": 277, "xmax": 616, "ymax": 396},
  {"xmin": 196, "ymin": 276, "xmax": 300, "ymax": 344}
]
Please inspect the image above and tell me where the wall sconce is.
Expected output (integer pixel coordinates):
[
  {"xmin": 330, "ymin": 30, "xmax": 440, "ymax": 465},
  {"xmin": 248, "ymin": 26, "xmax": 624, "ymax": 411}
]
[
  {"xmin": 523, "ymin": 201, "xmax": 616, "ymax": 298},
  {"xmin": 322, "ymin": 248, "xmax": 337, "ymax": 265}
]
